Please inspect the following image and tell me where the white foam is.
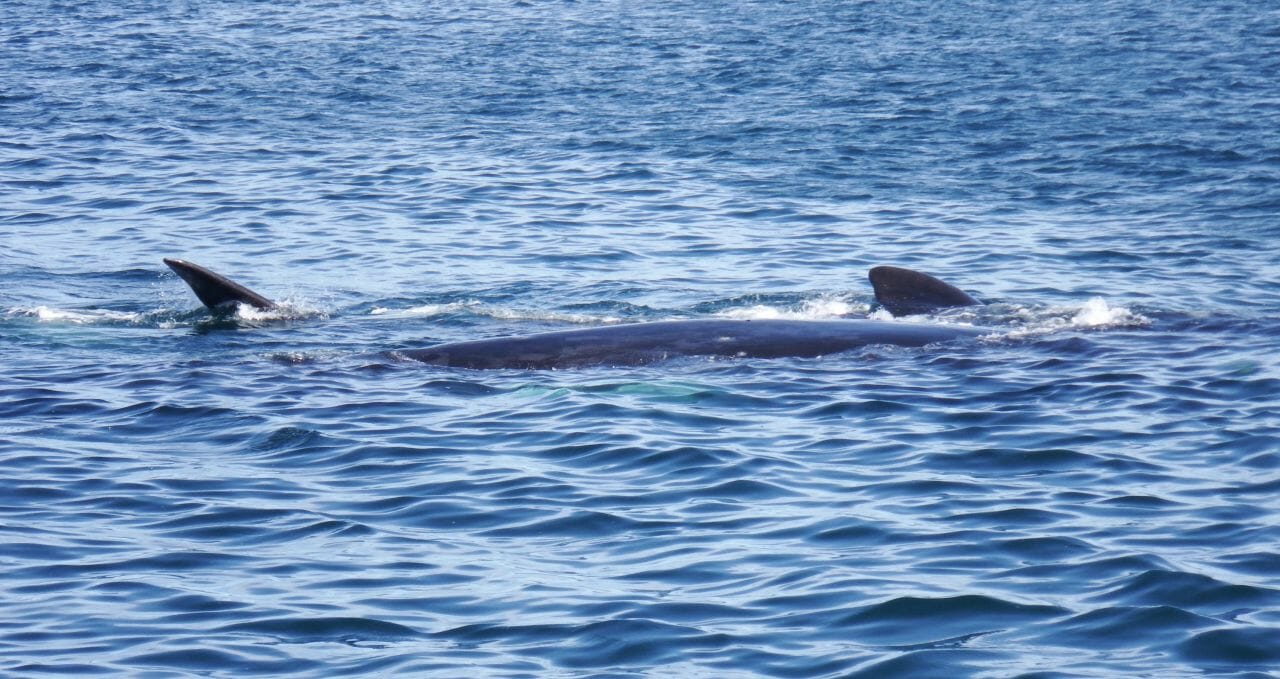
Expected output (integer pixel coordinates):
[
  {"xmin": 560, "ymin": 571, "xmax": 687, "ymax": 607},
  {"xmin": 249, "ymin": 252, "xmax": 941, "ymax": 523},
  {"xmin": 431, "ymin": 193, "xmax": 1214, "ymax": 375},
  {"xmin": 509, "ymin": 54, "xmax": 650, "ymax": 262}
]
[
  {"xmin": 235, "ymin": 299, "xmax": 326, "ymax": 322},
  {"xmin": 1000, "ymin": 297, "xmax": 1150, "ymax": 339},
  {"xmin": 865, "ymin": 307, "xmax": 979, "ymax": 326},
  {"xmin": 487, "ymin": 307, "xmax": 621, "ymax": 325},
  {"xmin": 9, "ymin": 306, "xmax": 144, "ymax": 325},
  {"xmin": 370, "ymin": 301, "xmax": 472, "ymax": 318},
  {"xmin": 717, "ymin": 297, "xmax": 865, "ymax": 321},
  {"xmin": 1071, "ymin": 297, "xmax": 1143, "ymax": 327},
  {"xmin": 370, "ymin": 301, "xmax": 621, "ymax": 325}
]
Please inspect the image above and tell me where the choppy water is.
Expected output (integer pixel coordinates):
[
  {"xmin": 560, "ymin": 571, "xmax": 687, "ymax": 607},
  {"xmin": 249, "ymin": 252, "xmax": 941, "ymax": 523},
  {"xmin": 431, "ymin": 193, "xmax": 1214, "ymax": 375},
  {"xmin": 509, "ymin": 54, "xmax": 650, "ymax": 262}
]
[{"xmin": 3, "ymin": 1, "xmax": 1279, "ymax": 676}]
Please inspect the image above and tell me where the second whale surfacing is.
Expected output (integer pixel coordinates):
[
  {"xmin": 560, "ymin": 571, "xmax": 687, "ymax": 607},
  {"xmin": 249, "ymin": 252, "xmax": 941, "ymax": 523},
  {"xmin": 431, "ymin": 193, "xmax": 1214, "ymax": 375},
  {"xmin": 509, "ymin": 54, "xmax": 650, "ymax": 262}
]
[{"xmin": 163, "ymin": 258, "xmax": 991, "ymax": 369}]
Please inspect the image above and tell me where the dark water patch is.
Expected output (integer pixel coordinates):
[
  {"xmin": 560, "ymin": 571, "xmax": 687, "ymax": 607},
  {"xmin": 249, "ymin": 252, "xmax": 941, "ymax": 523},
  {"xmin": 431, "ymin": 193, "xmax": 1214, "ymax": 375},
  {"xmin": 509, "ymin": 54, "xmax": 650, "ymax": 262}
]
[
  {"xmin": 433, "ymin": 621, "xmax": 581, "ymax": 646},
  {"xmin": 846, "ymin": 649, "xmax": 1005, "ymax": 679},
  {"xmin": 0, "ymin": 484, "xmax": 78, "ymax": 503},
  {"xmin": 218, "ymin": 617, "xmax": 421, "ymax": 643},
  {"xmin": 801, "ymin": 398, "xmax": 914, "ymax": 418},
  {"xmin": 943, "ymin": 507, "xmax": 1075, "ymax": 529},
  {"xmin": 615, "ymin": 561, "xmax": 742, "ymax": 586},
  {"xmin": 394, "ymin": 499, "xmax": 541, "ymax": 532},
  {"xmin": 249, "ymin": 425, "xmax": 329, "ymax": 453},
  {"xmin": 60, "ymin": 491, "xmax": 195, "ymax": 515},
  {"xmin": 805, "ymin": 521, "xmax": 895, "ymax": 547},
  {"xmin": 833, "ymin": 595, "xmax": 1068, "ymax": 646},
  {"xmin": 483, "ymin": 510, "xmax": 677, "ymax": 539},
  {"xmin": 1045, "ymin": 605, "xmax": 1219, "ymax": 650},
  {"xmin": 547, "ymin": 443, "xmax": 734, "ymax": 476},
  {"xmin": 920, "ymin": 447, "xmax": 1101, "ymax": 475},
  {"xmin": 141, "ymin": 506, "xmax": 369, "ymax": 545},
  {"xmin": 9, "ymin": 551, "xmax": 254, "ymax": 580},
  {"xmin": 0, "ymin": 542, "xmax": 88, "ymax": 562},
  {"xmin": 1177, "ymin": 627, "xmax": 1280, "ymax": 667},
  {"xmin": 3, "ymin": 393, "xmax": 111, "ymax": 418},
  {"xmin": 603, "ymin": 478, "xmax": 795, "ymax": 507},
  {"xmin": 8, "ymin": 663, "xmax": 116, "ymax": 676},
  {"xmin": 532, "ymin": 618, "xmax": 733, "ymax": 670},
  {"xmin": 1094, "ymin": 569, "xmax": 1280, "ymax": 612},
  {"xmin": 857, "ymin": 478, "xmax": 980, "ymax": 500},
  {"xmin": 317, "ymin": 570, "xmax": 481, "ymax": 592},
  {"xmin": 992, "ymin": 536, "xmax": 1096, "ymax": 563},
  {"xmin": 144, "ymin": 594, "xmax": 250, "ymax": 614},
  {"xmin": 125, "ymin": 647, "xmax": 321, "ymax": 674}
]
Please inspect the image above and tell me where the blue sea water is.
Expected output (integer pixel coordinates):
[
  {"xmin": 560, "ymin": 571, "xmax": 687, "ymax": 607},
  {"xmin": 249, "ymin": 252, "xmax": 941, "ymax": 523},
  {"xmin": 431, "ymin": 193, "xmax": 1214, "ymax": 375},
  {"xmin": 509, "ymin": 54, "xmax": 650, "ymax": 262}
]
[{"xmin": 2, "ymin": 0, "xmax": 1279, "ymax": 676}]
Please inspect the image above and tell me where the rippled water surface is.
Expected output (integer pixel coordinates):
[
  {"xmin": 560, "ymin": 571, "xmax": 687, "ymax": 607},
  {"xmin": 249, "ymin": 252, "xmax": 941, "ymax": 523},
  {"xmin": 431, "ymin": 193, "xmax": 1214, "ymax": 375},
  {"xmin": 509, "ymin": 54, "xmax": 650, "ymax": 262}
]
[{"xmin": 3, "ymin": 1, "xmax": 1280, "ymax": 676}]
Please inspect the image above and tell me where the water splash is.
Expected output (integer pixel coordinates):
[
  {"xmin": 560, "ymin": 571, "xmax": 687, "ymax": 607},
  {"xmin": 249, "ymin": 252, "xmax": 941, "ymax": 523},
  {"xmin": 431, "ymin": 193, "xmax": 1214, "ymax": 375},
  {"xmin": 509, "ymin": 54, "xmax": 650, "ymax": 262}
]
[
  {"xmin": 236, "ymin": 299, "xmax": 328, "ymax": 323},
  {"xmin": 716, "ymin": 297, "xmax": 867, "ymax": 320},
  {"xmin": 998, "ymin": 298, "xmax": 1151, "ymax": 339},
  {"xmin": 1071, "ymin": 297, "xmax": 1145, "ymax": 328}
]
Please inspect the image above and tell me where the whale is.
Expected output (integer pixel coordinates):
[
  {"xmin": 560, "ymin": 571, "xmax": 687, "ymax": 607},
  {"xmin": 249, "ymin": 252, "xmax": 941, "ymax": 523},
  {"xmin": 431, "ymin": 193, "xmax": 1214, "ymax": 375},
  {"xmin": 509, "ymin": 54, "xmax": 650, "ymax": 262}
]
[{"xmin": 163, "ymin": 258, "xmax": 989, "ymax": 369}]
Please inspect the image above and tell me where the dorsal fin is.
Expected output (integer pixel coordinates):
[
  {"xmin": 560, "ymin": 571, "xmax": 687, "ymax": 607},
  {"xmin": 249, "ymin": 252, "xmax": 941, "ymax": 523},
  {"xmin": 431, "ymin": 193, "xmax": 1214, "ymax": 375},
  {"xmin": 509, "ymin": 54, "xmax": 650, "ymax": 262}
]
[
  {"xmin": 868, "ymin": 265, "xmax": 981, "ymax": 316},
  {"xmin": 163, "ymin": 258, "xmax": 276, "ymax": 310}
]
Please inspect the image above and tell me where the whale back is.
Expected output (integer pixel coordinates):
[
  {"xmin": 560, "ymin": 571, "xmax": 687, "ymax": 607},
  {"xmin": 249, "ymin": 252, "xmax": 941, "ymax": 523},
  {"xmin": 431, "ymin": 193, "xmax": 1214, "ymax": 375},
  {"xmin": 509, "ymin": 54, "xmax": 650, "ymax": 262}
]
[
  {"xmin": 868, "ymin": 265, "xmax": 981, "ymax": 316},
  {"xmin": 163, "ymin": 258, "xmax": 276, "ymax": 310}
]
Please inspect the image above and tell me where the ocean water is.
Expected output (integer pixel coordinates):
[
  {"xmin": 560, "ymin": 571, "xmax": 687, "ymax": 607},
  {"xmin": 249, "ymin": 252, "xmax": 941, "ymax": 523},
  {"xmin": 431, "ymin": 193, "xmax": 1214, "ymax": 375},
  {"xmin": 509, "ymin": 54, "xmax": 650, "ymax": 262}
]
[{"xmin": 3, "ymin": 0, "xmax": 1279, "ymax": 676}]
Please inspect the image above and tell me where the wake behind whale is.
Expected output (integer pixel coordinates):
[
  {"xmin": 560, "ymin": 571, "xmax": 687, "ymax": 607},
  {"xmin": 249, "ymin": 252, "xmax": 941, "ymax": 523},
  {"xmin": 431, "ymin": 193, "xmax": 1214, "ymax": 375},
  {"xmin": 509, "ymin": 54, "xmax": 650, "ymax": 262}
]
[{"xmin": 162, "ymin": 258, "xmax": 990, "ymax": 369}]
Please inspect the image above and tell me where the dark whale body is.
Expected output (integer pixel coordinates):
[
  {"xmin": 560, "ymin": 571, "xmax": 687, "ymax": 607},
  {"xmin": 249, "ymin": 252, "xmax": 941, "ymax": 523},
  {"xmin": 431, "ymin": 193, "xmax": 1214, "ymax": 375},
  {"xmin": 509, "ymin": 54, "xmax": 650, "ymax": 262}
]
[
  {"xmin": 396, "ymin": 318, "xmax": 988, "ymax": 369},
  {"xmin": 163, "ymin": 258, "xmax": 989, "ymax": 369}
]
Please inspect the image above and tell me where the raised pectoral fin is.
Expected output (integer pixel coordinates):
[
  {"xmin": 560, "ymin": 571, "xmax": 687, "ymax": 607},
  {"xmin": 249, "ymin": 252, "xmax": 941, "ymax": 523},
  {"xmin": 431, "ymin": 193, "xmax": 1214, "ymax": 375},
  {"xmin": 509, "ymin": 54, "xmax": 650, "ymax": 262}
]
[{"xmin": 163, "ymin": 258, "xmax": 276, "ymax": 310}]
